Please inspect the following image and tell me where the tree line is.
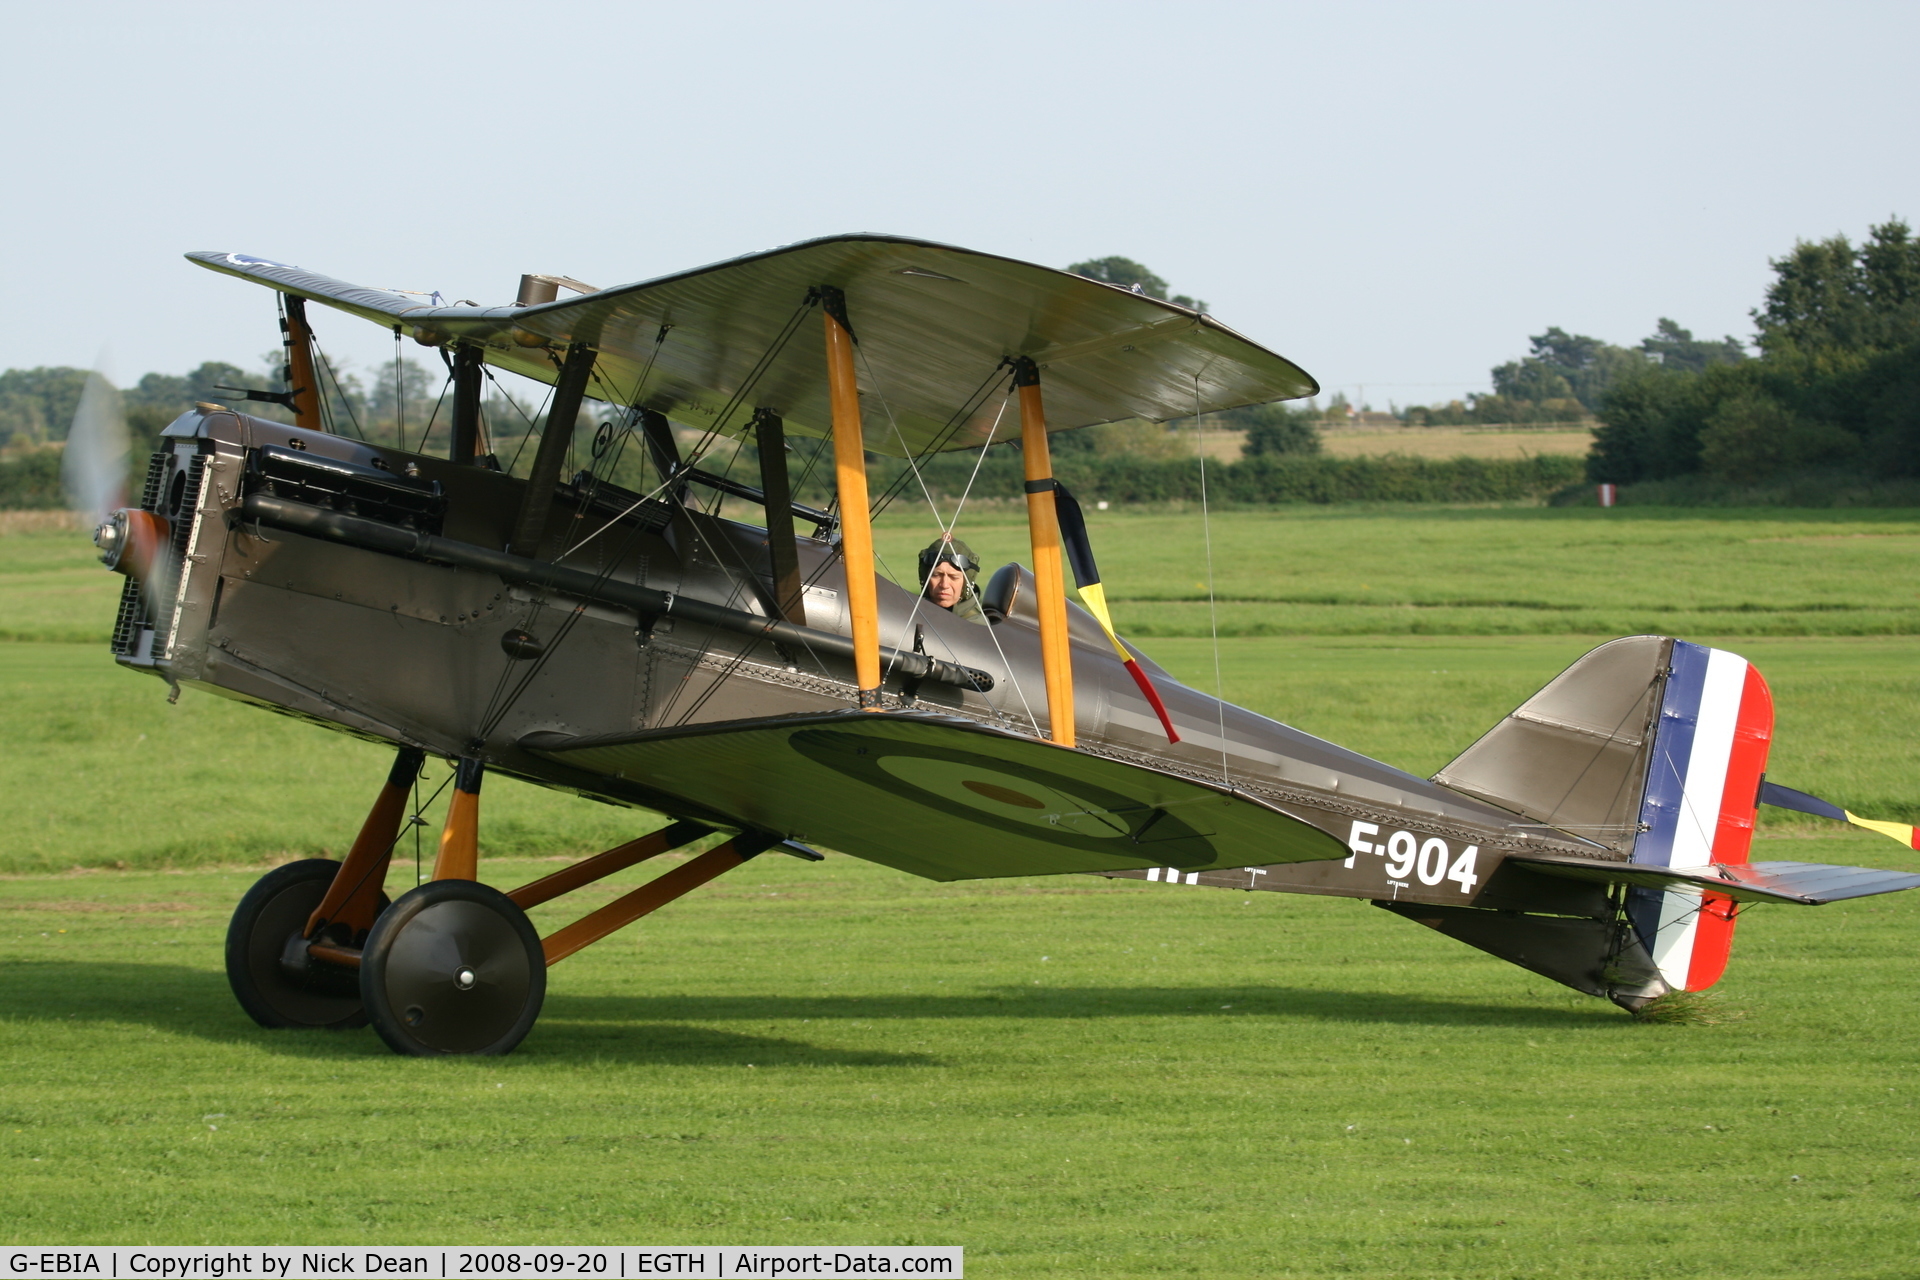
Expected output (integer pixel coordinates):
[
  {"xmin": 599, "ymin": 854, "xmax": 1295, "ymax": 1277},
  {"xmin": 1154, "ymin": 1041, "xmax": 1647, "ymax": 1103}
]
[
  {"xmin": 1398, "ymin": 322, "xmax": 1747, "ymax": 426},
  {"xmin": 0, "ymin": 354, "xmax": 553, "ymax": 508},
  {"xmin": 1588, "ymin": 219, "xmax": 1920, "ymax": 486}
]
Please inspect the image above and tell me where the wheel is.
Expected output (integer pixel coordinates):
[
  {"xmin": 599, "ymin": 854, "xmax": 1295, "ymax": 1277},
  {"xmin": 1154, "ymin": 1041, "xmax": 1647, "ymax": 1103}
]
[
  {"xmin": 225, "ymin": 858, "xmax": 389, "ymax": 1030},
  {"xmin": 360, "ymin": 880, "xmax": 546, "ymax": 1056}
]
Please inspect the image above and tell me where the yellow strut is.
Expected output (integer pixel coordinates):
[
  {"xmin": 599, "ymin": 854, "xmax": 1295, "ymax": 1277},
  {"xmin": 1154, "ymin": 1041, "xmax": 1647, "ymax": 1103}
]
[
  {"xmin": 821, "ymin": 288, "xmax": 883, "ymax": 708},
  {"xmin": 1014, "ymin": 359, "xmax": 1075, "ymax": 747}
]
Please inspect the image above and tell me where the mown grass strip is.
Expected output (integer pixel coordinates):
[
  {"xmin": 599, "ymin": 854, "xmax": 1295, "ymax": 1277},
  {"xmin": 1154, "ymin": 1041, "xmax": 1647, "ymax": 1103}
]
[{"xmin": 3, "ymin": 838, "xmax": 1918, "ymax": 1274}]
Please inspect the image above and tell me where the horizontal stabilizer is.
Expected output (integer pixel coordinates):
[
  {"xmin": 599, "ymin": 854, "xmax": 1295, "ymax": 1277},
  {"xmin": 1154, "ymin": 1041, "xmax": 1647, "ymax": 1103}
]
[{"xmin": 1511, "ymin": 853, "xmax": 1920, "ymax": 905}]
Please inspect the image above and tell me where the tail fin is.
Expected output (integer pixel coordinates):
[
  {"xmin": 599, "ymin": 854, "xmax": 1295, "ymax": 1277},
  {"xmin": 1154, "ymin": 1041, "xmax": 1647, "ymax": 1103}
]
[
  {"xmin": 1433, "ymin": 634, "xmax": 1668, "ymax": 856},
  {"xmin": 1624, "ymin": 641, "xmax": 1773, "ymax": 990},
  {"xmin": 1435, "ymin": 636, "xmax": 1774, "ymax": 993}
]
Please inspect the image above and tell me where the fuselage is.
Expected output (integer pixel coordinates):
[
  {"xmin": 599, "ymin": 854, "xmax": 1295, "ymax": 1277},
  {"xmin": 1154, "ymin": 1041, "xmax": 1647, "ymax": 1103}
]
[{"xmin": 109, "ymin": 407, "xmax": 1601, "ymax": 913}]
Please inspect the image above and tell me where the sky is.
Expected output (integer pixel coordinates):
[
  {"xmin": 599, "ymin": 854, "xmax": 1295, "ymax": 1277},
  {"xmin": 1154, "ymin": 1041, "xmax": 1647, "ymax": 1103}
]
[{"xmin": 6, "ymin": 0, "xmax": 1917, "ymax": 410}]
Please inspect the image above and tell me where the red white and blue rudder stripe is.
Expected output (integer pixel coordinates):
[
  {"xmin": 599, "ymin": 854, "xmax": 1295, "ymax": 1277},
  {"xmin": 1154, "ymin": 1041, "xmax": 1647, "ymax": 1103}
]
[{"xmin": 1627, "ymin": 640, "xmax": 1775, "ymax": 992}]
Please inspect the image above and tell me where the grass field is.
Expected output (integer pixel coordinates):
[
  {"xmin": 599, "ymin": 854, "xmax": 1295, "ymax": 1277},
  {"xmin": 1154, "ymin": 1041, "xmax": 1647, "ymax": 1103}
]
[
  {"xmin": 872, "ymin": 506, "xmax": 1920, "ymax": 637},
  {"xmin": 4, "ymin": 839, "xmax": 1919, "ymax": 1272},
  {"xmin": 14, "ymin": 508, "xmax": 1920, "ymax": 646},
  {"xmin": 4, "ymin": 509, "xmax": 1919, "ymax": 1272}
]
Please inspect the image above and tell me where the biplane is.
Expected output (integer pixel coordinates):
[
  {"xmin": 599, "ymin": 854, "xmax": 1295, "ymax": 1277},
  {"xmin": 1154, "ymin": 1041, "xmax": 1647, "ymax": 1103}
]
[{"xmin": 77, "ymin": 234, "xmax": 1920, "ymax": 1056}]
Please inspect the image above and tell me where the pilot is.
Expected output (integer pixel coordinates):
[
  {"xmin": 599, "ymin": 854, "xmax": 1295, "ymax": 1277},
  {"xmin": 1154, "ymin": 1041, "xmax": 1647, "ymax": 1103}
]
[{"xmin": 918, "ymin": 536, "xmax": 986, "ymax": 622}]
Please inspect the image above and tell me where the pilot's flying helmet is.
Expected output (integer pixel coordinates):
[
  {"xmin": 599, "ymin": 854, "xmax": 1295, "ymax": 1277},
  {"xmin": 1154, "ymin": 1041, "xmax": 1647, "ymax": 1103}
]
[{"xmin": 917, "ymin": 535, "xmax": 980, "ymax": 586}]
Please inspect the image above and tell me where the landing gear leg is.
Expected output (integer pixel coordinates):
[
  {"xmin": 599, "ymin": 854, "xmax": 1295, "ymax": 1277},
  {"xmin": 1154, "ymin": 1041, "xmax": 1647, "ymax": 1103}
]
[
  {"xmin": 361, "ymin": 758, "xmax": 546, "ymax": 1055},
  {"xmin": 223, "ymin": 746, "xmax": 423, "ymax": 1029}
]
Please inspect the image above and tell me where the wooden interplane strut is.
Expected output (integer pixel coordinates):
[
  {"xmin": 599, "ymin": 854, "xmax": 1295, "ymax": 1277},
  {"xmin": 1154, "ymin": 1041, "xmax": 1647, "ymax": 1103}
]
[
  {"xmin": 821, "ymin": 287, "xmax": 882, "ymax": 707},
  {"xmin": 1014, "ymin": 358, "xmax": 1076, "ymax": 746}
]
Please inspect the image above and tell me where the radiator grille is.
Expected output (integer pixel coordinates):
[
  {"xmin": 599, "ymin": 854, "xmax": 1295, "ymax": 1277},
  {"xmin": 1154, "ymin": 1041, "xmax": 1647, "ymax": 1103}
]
[
  {"xmin": 110, "ymin": 451, "xmax": 172, "ymax": 659},
  {"xmin": 150, "ymin": 453, "xmax": 207, "ymax": 658}
]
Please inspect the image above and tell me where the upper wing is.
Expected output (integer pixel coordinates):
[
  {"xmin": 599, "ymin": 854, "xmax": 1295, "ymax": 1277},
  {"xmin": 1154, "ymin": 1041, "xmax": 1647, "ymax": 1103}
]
[
  {"xmin": 524, "ymin": 710, "xmax": 1350, "ymax": 882},
  {"xmin": 186, "ymin": 235, "xmax": 1317, "ymax": 456}
]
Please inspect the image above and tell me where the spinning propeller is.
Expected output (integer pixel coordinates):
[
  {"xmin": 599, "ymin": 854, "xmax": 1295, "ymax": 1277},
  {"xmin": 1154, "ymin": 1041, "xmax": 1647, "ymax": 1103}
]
[{"xmin": 66, "ymin": 369, "xmax": 168, "ymax": 589}]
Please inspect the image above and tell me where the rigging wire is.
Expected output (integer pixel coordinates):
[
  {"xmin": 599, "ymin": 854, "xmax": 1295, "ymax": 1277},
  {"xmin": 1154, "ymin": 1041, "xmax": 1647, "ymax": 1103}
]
[
  {"xmin": 476, "ymin": 456, "xmax": 671, "ymax": 744},
  {"xmin": 392, "ymin": 326, "xmax": 405, "ymax": 450},
  {"xmin": 668, "ymin": 347, "xmax": 1011, "ymax": 728},
  {"xmin": 415, "ymin": 363, "xmax": 452, "ymax": 455},
  {"xmin": 1193, "ymin": 377, "xmax": 1230, "ymax": 782},
  {"xmin": 866, "ymin": 362, "xmax": 1011, "ymax": 522},
  {"xmin": 475, "ymin": 311, "xmax": 813, "ymax": 739},
  {"xmin": 903, "ymin": 391, "xmax": 1036, "ymax": 734},
  {"xmin": 477, "ymin": 364, "xmax": 551, "ymax": 476},
  {"xmin": 852, "ymin": 348, "xmax": 1034, "ymax": 733},
  {"xmin": 556, "ymin": 324, "xmax": 675, "ymax": 560},
  {"xmin": 676, "ymin": 296, "xmax": 818, "ymax": 472},
  {"xmin": 647, "ymin": 303, "xmax": 847, "ymax": 726},
  {"xmin": 302, "ymin": 758, "xmax": 452, "ymax": 925},
  {"xmin": 310, "ymin": 343, "xmax": 365, "ymax": 440}
]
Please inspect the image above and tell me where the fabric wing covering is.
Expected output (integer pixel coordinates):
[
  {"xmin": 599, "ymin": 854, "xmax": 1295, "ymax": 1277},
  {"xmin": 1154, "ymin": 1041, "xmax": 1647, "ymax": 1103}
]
[
  {"xmin": 186, "ymin": 236, "xmax": 1317, "ymax": 457},
  {"xmin": 525, "ymin": 711, "xmax": 1350, "ymax": 882}
]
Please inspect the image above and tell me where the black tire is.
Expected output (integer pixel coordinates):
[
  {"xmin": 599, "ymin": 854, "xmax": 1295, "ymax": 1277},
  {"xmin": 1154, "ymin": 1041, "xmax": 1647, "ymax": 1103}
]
[
  {"xmin": 225, "ymin": 858, "xmax": 388, "ymax": 1030},
  {"xmin": 360, "ymin": 880, "xmax": 546, "ymax": 1057}
]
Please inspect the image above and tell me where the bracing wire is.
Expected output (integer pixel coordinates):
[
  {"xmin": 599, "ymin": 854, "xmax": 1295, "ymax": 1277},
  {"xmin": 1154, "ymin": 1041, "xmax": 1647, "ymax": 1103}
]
[
  {"xmin": 311, "ymin": 344, "xmax": 365, "ymax": 440},
  {"xmin": 555, "ymin": 324, "xmax": 675, "ymax": 561},
  {"xmin": 473, "ymin": 310, "xmax": 810, "ymax": 738},
  {"xmin": 314, "ymin": 758, "xmax": 452, "ymax": 917},
  {"xmin": 653, "ymin": 309, "xmax": 834, "ymax": 725},
  {"xmin": 1194, "ymin": 377, "xmax": 1230, "ymax": 782},
  {"xmin": 669, "ymin": 349, "xmax": 1014, "ymax": 728},
  {"xmin": 867, "ymin": 362, "xmax": 1011, "ymax": 522},
  {"xmin": 846, "ymin": 350, "xmax": 1035, "ymax": 733},
  {"xmin": 392, "ymin": 326, "xmax": 405, "ymax": 450},
  {"xmin": 415, "ymin": 367, "xmax": 452, "ymax": 455},
  {"xmin": 676, "ymin": 296, "xmax": 817, "ymax": 472},
  {"xmin": 930, "ymin": 393, "xmax": 1040, "ymax": 734},
  {"xmin": 477, "ymin": 365, "xmax": 551, "ymax": 476}
]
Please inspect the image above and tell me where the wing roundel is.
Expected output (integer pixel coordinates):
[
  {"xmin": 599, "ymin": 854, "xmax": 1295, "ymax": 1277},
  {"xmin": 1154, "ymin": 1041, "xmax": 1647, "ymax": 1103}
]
[{"xmin": 525, "ymin": 710, "xmax": 1349, "ymax": 882}]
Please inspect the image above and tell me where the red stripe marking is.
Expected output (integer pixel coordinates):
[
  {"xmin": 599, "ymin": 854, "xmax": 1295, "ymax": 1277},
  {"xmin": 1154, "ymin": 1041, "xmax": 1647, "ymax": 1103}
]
[
  {"xmin": 1123, "ymin": 659, "xmax": 1181, "ymax": 744},
  {"xmin": 1711, "ymin": 662, "xmax": 1775, "ymax": 868},
  {"xmin": 1688, "ymin": 662, "xmax": 1774, "ymax": 990},
  {"xmin": 1686, "ymin": 892, "xmax": 1739, "ymax": 990}
]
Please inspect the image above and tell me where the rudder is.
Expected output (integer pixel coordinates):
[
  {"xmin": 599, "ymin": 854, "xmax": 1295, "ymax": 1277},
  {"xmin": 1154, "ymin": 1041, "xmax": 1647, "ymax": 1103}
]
[{"xmin": 1625, "ymin": 640, "xmax": 1773, "ymax": 991}]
